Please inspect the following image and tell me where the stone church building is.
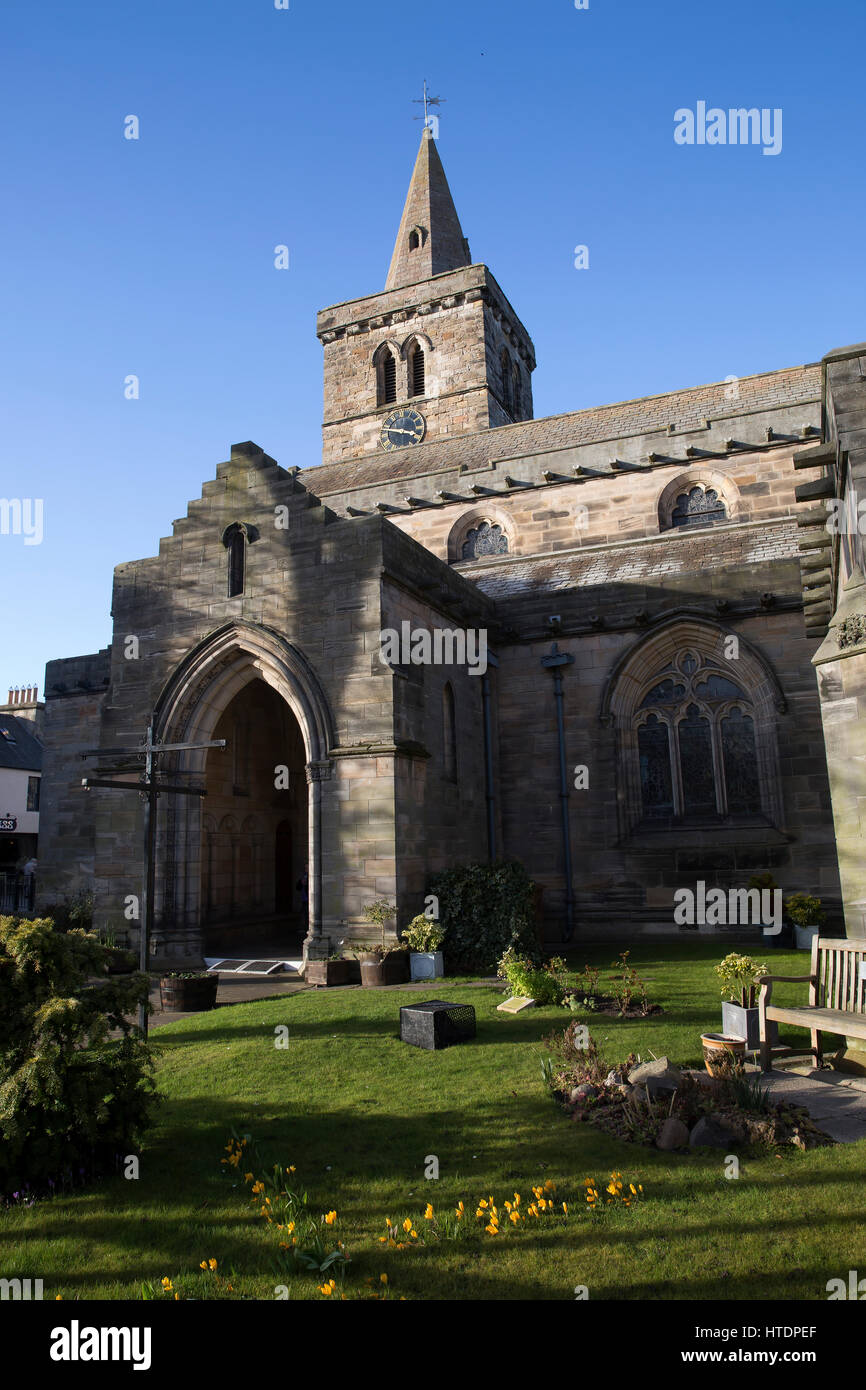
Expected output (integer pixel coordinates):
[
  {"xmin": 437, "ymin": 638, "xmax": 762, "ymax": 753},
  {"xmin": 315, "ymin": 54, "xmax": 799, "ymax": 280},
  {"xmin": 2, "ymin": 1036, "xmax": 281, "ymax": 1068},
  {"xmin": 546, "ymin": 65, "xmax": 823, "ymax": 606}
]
[{"xmin": 36, "ymin": 128, "xmax": 866, "ymax": 962}]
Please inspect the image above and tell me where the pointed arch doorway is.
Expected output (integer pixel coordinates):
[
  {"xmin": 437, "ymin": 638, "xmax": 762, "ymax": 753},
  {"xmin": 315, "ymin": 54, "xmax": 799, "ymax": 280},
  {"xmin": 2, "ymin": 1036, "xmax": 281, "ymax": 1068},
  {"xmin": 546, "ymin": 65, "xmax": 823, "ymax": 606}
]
[{"xmin": 152, "ymin": 621, "xmax": 334, "ymax": 960}]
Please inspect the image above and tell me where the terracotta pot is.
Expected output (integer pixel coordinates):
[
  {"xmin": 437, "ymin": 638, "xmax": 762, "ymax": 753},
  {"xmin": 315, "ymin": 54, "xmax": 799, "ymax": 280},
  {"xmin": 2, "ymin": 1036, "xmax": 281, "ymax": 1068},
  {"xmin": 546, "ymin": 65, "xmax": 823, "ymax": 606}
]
[{"xmin": 701, "ymin": 1032, "xmax": 747, "ymax": 1076}]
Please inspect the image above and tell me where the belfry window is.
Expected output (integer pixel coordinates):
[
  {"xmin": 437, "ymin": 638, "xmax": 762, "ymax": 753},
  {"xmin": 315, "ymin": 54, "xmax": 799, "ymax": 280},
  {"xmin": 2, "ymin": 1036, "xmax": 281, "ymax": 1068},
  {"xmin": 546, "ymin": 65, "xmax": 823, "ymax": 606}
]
[
  {"xmin": 635, "ymin": 650, "xmax": 761, "ymax": 822},
  {"xmin": 670, "ymin": 485, "xmax": 727, "ymax": 529},
  {"xmin": 409, "ymin": 229, "xmax": 420, "ymax": 251},
  {"xmin": 224, "ymin": 523, "xmax": 247, "ymax": 598},
  {"xmin": 409, "ymin": 343, "xmax": 425, "ymax": 397},
  {"xmin": 511, "ymin": 361, "xmax": 521, "ymax": 419},
  {"xmin": 377, "ymin": 348, "xmax": 397, "ymax": 405},
  {"xmin": 461, "ymin": 520, "xmax": 509, "ymax": 560},
  {"xmin": 501, "ymin": 349, "xmax": 512, "ymax": 416}
]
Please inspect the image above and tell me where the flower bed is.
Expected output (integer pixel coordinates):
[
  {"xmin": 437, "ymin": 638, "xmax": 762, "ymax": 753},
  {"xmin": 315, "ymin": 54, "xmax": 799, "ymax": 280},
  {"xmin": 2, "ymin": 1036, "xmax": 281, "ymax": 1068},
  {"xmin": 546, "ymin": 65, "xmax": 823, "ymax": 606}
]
[{"xmin": 541, "ymin": 1024, "xmax": 834, "ymax": 1153}]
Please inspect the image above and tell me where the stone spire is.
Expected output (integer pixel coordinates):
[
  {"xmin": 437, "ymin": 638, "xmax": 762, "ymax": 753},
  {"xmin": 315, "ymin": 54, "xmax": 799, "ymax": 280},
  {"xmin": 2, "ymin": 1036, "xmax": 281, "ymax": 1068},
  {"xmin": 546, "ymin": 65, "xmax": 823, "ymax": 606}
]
[{"xmin": 385, "ymin": 127, "xmax": 472, "ymax": 290}]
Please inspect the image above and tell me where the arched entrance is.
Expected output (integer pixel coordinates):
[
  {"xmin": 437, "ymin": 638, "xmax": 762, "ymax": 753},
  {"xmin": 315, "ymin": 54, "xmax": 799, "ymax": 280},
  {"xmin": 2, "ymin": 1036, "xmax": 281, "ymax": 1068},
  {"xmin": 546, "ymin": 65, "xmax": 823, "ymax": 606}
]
[
  {"xmin": 151, "ymin": 621, "xmax": 334, "ymax": 958},
  {"xmin": 197, "ymin": 679, "xmax": 308, "ymax": 951}
]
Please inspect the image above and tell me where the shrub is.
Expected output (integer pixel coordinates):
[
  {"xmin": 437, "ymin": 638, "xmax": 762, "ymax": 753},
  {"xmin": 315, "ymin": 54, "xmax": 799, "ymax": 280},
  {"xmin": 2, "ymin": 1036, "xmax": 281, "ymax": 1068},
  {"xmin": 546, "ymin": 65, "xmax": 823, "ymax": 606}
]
[
  {"xmin": 783, "ymin": 894, "xmax": 827, "ymax": 929},
  {"xmin": 715, "ymin": 952, "xmax": 769, "ymax": 1008},
  {"xmin": 402, "ymin": 915, "xmax": 445, "ymax": 953},
  {"xmin": 427, "ymin": 860, "xmax": 538, "ymax": 973},
  {"xmin": 0, "ymin": 915, "xmax": 157, "ymax": 1199},
  {"xmin": 498, "ymin": 947, "xmax": 568, "ymax": 1005}
]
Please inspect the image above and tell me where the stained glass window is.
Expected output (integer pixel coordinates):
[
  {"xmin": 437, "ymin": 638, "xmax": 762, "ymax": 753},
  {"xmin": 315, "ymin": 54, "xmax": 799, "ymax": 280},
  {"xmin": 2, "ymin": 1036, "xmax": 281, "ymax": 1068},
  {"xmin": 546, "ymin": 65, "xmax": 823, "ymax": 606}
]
[
  {"xmin": 677, "ymin": 704, "xmax": 716, "ymax": 814},
  {"xmin": 721, "ymin": 708, "xmax": 761, "ymax": 814},
  {"xmin": 639, "ymin": 678, "xmax": 686, "ymax": 709},
  {"xmin": 461, "ymin": 521, "xmax": 508, "ymax": 560},
  {"xmin": 633, "ymin": 650, "xmax": 766, "ymax": 824},
  {"xmin": 670, "ymin": 486, "xmax": 726, "ymax": 529},
  {"xmin": 638, "ymin": 715, "xmax": 673, "ymax": 818}
]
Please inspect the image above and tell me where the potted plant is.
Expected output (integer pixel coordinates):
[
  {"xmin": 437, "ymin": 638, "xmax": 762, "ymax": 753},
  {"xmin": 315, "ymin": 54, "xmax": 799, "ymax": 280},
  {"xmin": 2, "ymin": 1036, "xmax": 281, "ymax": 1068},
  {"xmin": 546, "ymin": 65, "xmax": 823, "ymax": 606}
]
[
  {"xmin": 99, "ymin": 926, "xmax": 137, "ymax": 975},
  {"xmin": 699, "ymin": 1031, "xmax": 748, "ymax": 1077},
  {"xmin": 403, "ymin": 915, "xmax": 446, "ymax": 980},
  {"xmin": 159, "ymin": 970, "xmax": 219, "ymax": 1012},
  {"xmin": 359, "ymin": 901, "xmax": 409, "ymax": 986},
  {"xmin": 715, "ymin": 952, "xmax": 775, "ymax": 1051},
  {"xmin": 784, "ymin": 893, "xmax": 827, "ymax": 951},
  {"xmin": 305, "ymin": 954, "xmax": 352, "ymax": 987}
]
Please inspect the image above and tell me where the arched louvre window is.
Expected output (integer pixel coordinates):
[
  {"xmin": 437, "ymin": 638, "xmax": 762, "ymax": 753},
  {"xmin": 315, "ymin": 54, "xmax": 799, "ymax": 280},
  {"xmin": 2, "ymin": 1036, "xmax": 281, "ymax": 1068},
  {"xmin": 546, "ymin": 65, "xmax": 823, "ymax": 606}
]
[
  {"xmin": 409, "ymin": 343, "xmax": 425, "ymax": 397},
  {"xmin": 224, "ymin": 523, "xmax": 247, "ymax": 598},
  {"xmin": 461, "ymin": 520, "xmax": 509, "ymax": 560},
  {"xmin": 443, "ymin": 682, "xmax": 457, "ymax": 781},
  {"xmin": 670, "ymin": 485, "xmax": 727, "ymax": 529},
  {"xmin": 500, "ymin": 349, "xmax": 512, "ymax": 416},
  {"xmin": 636, "ymin": 649, "xmax": 761, "ymax": 821},
  {"xmin": 376, "ymin": 347, "xmax": 397, "ymax": 405}
]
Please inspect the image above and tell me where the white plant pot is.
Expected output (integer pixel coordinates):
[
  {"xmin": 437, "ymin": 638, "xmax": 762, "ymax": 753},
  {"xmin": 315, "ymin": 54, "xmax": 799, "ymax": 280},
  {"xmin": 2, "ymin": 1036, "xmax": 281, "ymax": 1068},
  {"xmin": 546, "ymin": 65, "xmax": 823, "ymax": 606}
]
[
  {"xmin": 795, "ymin": 924, "xmax": 820, "ymax": 951},
  {"xmin": 410, "ymin": 950, "xmax": 444, "ymax": 981}
]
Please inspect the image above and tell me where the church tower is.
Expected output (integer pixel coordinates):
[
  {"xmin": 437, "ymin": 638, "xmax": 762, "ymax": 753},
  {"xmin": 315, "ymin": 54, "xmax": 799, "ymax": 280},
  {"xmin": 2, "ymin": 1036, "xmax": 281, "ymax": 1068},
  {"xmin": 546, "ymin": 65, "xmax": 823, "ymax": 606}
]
[{"xmin": 317, "ymin": 126, "xmax": 536, "ymax": 465}]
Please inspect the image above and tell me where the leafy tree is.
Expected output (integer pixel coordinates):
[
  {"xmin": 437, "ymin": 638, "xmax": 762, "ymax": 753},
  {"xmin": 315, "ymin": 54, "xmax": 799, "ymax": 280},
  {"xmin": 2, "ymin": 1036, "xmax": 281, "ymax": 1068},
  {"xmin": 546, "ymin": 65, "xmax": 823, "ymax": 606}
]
[{"xmin": 0, "ymin": 916, "xmax": 157, "ymax": 1198}]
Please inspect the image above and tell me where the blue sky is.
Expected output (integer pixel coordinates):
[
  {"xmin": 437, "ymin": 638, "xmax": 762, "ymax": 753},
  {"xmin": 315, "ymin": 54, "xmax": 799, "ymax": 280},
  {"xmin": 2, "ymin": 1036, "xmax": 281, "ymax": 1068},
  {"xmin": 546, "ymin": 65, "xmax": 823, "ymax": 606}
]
[{"xmin": 2, "ymin": 0, "xmax": 864, "ymax": 690}]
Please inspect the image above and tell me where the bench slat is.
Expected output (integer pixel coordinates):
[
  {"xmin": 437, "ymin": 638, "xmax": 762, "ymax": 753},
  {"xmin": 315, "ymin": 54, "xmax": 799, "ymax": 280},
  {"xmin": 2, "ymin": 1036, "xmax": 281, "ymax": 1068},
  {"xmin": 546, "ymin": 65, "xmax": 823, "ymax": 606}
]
[{"xmin": 765, "ymin": 1004, "xmax": 866, "ymax": 1037}]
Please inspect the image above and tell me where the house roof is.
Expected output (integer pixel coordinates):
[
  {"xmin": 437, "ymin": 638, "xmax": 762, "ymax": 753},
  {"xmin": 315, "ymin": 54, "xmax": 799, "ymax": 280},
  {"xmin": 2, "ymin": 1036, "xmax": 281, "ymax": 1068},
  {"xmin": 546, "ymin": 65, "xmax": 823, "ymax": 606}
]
[{"xmin": 0, "ymin": 714, "xmax": 43, "ymax": 772}]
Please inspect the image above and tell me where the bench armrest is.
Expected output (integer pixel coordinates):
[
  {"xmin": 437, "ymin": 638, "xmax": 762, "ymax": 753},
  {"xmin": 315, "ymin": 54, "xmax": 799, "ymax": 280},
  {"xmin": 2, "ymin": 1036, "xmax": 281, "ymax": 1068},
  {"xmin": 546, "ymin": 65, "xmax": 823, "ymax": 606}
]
[
  {"xmin": 757, "ymin": 972, "xmax": 818, "ymax": 1013},
  {"xmin": 756, "ymin": 974, "xmax": 816, "ymax": 985}
]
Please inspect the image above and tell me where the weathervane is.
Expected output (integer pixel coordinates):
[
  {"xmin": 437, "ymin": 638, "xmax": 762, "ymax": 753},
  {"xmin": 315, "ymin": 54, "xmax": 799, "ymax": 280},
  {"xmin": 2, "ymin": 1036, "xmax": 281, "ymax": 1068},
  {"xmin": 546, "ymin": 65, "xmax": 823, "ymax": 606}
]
[{"xmin": 413, "ymin": 80, "xmax": 445, "ymax": 131}]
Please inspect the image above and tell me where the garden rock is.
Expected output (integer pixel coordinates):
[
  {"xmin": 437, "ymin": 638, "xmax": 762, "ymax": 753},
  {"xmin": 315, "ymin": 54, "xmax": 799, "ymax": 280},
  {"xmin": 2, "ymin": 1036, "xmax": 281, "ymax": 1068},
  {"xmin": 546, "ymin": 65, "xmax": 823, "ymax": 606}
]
[
  {"xmin": 656, "ymin": 1117, "xmax": 690, "ymax": 1150},
  {"xmin": 570, "ymin": 1083, "xmax": 599, "ymax": 1103},
  {"xmin": 689, "ymin": 1114, "xmax": 741, "ymax": 1149},
  {"xmin": 628, "ymin": 1058, "xmax": 682, "ymax": 1090}
]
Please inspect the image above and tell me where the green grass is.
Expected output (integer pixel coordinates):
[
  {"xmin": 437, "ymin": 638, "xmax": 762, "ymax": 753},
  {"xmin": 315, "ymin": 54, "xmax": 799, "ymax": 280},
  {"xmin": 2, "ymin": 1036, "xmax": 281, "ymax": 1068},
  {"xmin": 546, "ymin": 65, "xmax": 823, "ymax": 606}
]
[{"xmin": 2, "ymin": 942, "xmax": 864, "ymax": 1301}]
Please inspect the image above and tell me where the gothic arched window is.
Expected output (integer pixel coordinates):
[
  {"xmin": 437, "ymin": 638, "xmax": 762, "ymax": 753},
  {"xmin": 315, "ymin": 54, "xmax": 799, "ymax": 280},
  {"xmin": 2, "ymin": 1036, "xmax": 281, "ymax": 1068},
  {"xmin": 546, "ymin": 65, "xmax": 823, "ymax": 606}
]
[
  {"xmin": 500, "ymin": 349, "xmax": 512, "ymax": 416},
  {"xmin": 461, "ymin": 520, "xmax": 509, "ymax": 560},
  {"xmin": 409, "ymin": 342, "xmax": 425, "ymax": 397},
  {"xmin": 670, "ymin": 485, "xmax": 727, "ymax": 529},
  {"xmin": 636, "ymin": 649, "xmax": 761, "ymax": 822},
  {"xmin": 224, "ymin": 523, "xmax": 247, "ymax": 598},
  {"xmin": 376, "ymin": 346, "xmax": 398, "ymax": 405},
  {"xmin": 443, "ymin": 682, "xmax": 457, "ymax": 781},
  {"xmin": 511, "ymin": 361, "xmax": 521, "ymax": 419}
]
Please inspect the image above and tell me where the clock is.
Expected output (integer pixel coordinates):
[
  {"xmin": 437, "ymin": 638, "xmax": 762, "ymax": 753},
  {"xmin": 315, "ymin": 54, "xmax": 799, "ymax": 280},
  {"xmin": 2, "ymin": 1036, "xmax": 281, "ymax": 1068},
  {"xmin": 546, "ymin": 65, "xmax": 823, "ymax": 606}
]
[{"xmin": 380, "ymin": 407, "xmax": 426, "ymax": 451}]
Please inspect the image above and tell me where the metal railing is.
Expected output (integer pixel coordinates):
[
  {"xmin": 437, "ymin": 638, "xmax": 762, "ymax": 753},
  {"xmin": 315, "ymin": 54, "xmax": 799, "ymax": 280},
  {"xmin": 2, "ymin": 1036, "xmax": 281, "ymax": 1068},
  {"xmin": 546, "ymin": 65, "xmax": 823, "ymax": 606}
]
[{"xmin": 0, "ymin": 873, "xmax": 36, "ymax": 915}]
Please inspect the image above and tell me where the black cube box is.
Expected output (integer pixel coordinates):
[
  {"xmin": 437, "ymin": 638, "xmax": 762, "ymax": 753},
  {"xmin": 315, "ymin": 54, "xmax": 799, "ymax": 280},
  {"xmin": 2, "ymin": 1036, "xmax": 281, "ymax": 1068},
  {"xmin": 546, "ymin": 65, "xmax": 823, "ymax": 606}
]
[{"xmin": 399, "ymin": 999, "xmax": 476, "ymax": 1050}]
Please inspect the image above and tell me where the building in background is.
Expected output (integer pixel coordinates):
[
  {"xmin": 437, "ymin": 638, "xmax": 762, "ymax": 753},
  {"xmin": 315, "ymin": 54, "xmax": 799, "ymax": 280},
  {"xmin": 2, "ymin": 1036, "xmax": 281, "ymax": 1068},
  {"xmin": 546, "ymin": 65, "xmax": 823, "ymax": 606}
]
[{"xmin": 0, "ymin": 685, "xmax": 43, "ymax": 913}]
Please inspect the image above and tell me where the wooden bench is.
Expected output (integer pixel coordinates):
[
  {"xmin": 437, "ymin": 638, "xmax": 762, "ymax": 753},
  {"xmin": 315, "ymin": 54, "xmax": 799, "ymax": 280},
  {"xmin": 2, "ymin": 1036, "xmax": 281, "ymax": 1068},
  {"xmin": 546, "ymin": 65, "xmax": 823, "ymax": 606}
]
[{"xmin": 758, "ymin": 936, "xmax": 866, "ymax": 1071}]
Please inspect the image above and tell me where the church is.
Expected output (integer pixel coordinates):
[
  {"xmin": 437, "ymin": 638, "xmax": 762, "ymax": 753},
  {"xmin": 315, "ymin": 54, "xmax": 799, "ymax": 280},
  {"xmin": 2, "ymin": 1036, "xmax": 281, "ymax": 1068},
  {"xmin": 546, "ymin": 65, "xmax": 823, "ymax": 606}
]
[{"xmin": 36, "ymin": 126, "xmax": 866, "ymax": 962}]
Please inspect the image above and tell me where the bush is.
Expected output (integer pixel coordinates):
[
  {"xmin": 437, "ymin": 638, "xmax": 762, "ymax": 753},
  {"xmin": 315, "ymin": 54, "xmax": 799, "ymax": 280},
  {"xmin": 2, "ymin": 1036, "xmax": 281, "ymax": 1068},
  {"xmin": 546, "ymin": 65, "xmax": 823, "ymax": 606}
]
[
  {"xmin": 0, "ymin": 916, "xmax": 157, "ymax": 1199},
  {"xmin": 427, "ymin": 860, "xmax": 538, "ymax": 974},
  {"xmin": 498, "ymin": 948, "xmax": 568, "ymax": 1005},
  {"xmin": 402, "ymin": 915, "xmax": 445, "ymax": 953}
]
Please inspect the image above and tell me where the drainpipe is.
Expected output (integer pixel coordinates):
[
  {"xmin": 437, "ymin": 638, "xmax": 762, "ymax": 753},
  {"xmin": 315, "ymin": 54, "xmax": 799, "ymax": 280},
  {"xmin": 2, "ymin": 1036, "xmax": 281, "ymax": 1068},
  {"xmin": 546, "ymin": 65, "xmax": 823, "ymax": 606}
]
[
  {"xmin": 541, "ymin": 642, "xmax": 575, "ymax": 941},
  {"xmin": 481, "ymin": 654, "xmax": 499, "ymax": 860}
]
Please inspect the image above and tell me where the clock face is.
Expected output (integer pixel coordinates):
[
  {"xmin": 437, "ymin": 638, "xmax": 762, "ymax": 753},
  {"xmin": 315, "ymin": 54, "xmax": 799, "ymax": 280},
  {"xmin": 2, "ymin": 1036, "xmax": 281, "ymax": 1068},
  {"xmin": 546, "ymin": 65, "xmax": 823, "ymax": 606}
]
[{"xmin": 380, "ymin": 407, "xmax": 426, "ymax": 451}]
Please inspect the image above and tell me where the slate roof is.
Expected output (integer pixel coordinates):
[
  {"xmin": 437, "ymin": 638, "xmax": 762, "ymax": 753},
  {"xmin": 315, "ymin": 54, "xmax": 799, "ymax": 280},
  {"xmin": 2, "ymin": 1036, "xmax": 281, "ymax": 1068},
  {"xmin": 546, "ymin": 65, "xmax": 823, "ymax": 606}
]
[
  {"xmin": 0, "ymin": 714, "xmax": 43, "ymax": 772},
  {"xmin": 302, "ymin": 363, "xmax": 821, "ymax": 501}
]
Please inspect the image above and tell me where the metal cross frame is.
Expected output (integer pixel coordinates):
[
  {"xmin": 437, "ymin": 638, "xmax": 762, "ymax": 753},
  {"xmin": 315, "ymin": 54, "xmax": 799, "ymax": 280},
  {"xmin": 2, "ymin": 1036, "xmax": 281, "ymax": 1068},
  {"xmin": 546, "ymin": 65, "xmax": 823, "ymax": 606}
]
[{"xmin": 81, "ymin": 721, "xmax": 226, "ymax": 1037}]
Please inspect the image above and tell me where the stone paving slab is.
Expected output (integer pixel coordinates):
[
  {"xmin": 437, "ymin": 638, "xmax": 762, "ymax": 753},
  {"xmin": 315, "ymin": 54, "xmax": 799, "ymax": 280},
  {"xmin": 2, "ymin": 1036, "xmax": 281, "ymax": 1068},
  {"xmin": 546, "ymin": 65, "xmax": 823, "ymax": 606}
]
[{"xmin": 759, "ymin": 1065, "xmax": 866, "ymax": 1143}]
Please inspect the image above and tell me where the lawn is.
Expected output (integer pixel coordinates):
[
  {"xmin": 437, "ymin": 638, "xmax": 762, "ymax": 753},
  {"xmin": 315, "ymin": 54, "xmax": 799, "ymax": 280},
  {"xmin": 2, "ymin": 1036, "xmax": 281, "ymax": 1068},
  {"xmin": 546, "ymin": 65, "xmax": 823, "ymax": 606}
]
[{"xmin": 3, "ymin": 942, "xmax": 864, "ymax": 1301}]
